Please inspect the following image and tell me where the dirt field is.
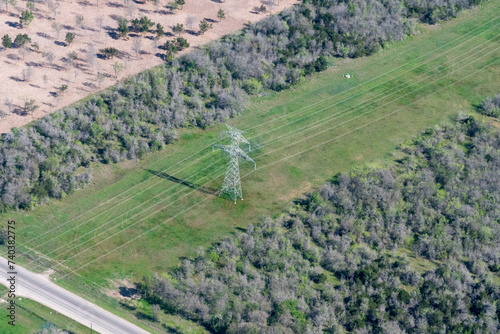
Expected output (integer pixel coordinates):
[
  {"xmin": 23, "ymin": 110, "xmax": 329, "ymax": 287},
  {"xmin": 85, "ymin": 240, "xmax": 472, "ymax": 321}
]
[{"xmin": 0, "ymin": 0, "xmax": 298, "ymax": 134}]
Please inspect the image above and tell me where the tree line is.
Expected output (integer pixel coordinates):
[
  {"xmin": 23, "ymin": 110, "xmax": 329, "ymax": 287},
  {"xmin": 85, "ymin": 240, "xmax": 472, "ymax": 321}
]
[
  {"xmin": 140, "ymin": 115, "xmax": 500, "ymax": 333},
  {"xmin": 0, "ymin": 0, "xmax": 486, "ymax": 211}
]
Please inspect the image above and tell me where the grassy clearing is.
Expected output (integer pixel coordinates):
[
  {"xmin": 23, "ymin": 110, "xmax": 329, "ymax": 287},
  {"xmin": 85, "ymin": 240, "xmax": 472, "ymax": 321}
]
[
  {"xmin": 0, "ymin": 298, "xmax": 93, "ymax": 334},
  {"xmin": 0, "ymin": 1, "xmax": 499, "ymax": 330}
]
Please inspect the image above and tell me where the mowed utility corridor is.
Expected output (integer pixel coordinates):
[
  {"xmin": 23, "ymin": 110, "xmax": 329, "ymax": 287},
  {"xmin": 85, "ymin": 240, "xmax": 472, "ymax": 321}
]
[{"xmin": 2, "ymin": 0, "xmax": 500, "ymax": 306}]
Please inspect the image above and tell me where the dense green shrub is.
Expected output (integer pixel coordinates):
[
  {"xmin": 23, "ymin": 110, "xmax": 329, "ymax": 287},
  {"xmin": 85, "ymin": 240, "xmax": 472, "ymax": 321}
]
[
  {"xmin": 478, "ymin": 93, "xmax": 500, "ymax": 117},
  {"xmin": 2, "ymin": 34, "xmax": 12, "ymax": 49},
  {"xmin": 13, "ymin": 33, "xmax": 31, "ymax": 48},
  {"xmin": 141, "ymin": 116, "xmax": 500, "ymax": 333}
]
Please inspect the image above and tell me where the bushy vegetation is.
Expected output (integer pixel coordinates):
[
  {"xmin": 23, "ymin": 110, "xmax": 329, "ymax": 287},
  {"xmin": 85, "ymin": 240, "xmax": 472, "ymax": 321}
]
[
  {"xmin": 140, "ymin": 116, "xmax": 500, "ymax": 333},
  {"xmin": 0, "ymin": 0, "xmax": 485, "ymax": 211},
  {"xmin": 478, "ymin": 93, "xmax": 500, "ymax": 118}
]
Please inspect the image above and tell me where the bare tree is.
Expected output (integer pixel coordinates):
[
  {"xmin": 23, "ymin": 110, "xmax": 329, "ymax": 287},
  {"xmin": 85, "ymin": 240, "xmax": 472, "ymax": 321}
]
[
  {"xmin": 75, "ymin": 14, "xmax": 85, "ymax": 29},
  {"xmin": 4, "ymin": 98, "xmax": 14, "ymax": 114},
  {"xmin": 63, "ymin": 56, "xmax": 74, "ymax": 70},
  {"xmin": 46, "ymin": 0, "xmax": 60, "ymax": 19},
  {"xmin": 126, "ymin": 3, "xmax": 136, "ymax": 19},
  {"xmin": 152, "ymin": 0, "xmax": 160, "ymax": 12},
  {"xmin": 96, "ymin": 63, "xmax": 104, "ymax": 87},
  {"xmin": 43, "ymin": 51, "xmax": 55, "ymax": 67},
  {"xmin": 186, "ymin": 15, "xmax": 196, "ymax": 30},
  {"xmin": 18, "ymin": 47, "xmax": 29, "ymax": 60},
  {"xmin": 151, "ymin": 37, "xmax": 159, "ymax": 54},
  {"xmin": 22, "ymin": 66, "xmax": 33, "ymax": 82},
  {"xmin": 2, "ymin": 0, "xmax": 17, "ymax": 13},
  {"xmin": 151, "ymin": 304, "xmax": 161, "ymax": 322},
  {"xmin": 86, "ymin": 43, "xmax": 96, "ymax": 68},
  {"xmin": 96, "ymin": 15, "xmax": 104, "ymax": 32},
  {"xmin": 51, "ymin": 22, "xmax": 62, "ymax": 39},
  {"xmin": 43, "ymin": 74, "xmax": 48, "ymax": 87},
  {"xmin": 132, "ymin": 37, "xmax": 142, "ymax": 59}
]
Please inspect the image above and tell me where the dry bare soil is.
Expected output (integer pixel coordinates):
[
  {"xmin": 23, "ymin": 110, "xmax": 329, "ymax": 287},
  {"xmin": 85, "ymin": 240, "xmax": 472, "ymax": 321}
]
[{"xmin": 0, "ymin": 0, "xmax": 298, "ymax": 134}]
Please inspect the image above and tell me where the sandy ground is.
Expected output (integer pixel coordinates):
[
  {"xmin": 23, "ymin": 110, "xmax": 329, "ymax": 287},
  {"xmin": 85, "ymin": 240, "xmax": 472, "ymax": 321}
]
[
  {"xmin": 0, "ymin": 0, "xmax": 298, "ymax": 134},
  {"xmin": 105, "ymin": 278, "xmax": 141, "ymax": 300}
]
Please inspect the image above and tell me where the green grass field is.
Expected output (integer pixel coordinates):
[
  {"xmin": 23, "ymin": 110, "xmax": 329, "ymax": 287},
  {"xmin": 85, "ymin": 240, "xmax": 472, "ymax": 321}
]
[
  {"xmin": 1, "ymin": 1, "xmax": 499, "ymax": 331},
  {"xmin": 0, "ymin": 297, "xmax": 93, "ymax": 334}
]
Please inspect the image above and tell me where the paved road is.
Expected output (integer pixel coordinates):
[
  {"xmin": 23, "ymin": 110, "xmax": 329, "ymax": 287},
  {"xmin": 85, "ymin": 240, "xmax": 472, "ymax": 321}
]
[{"xmin": 0, "ymin": 256, "xmax": 151, "ymax": 334}]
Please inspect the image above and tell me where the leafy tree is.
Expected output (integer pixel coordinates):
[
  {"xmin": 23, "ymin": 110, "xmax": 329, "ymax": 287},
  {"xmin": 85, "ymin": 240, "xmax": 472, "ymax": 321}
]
[
  {"xmin": 167, "ymin": 1, "xmax": 178, "ymax": 12},
  {"xmin": 163, "ymin": 40, "xmax": 178, "ymax": 61},
  {"xmin": 259, "ymin": 4, "xmax": 267, "ymax": 12},
  {"xmin": 58, "ymin": 84, "xmax": 68, "ymax": 93},
  {"xmin": 132, "ymin": 16, "xmax": 154, "ymax": 34},
  {"xmin": 175, "ymin": 0, "xmax": 185, "ymax": 8},
  {"xmin": 22, "ymin": 98, "xmax": 38, "ymax": 116},
  {"xmin": 172, "ymin": 23, "xmax": 184, "ymax": 37},
  {"xmin": 2, "ymin": 34, "xmax": 12, "ymax": 49},
  {"xmin": 14, "ymin": 34, "xmax": 31, "ymax": 48},
  {"xmin": 20, "ymin": 10, "xmax": 34, "ymax": 28},
  {"xmin": 117, "ymin": 17, "xmax": 129, "ymax": 38},
  {"xmin": 0, "ymin": 228, "xmax": 6, "ymax": 245},
  {"xmin": 217, "ymin": 9, "xmax": 226, "ymax": 22},
  {"xmin": 198, "ymin": 19, "xmax": 212, "ymax": 35},
  {"xmin": 31, "ymin": 42, "xmax": 40, "ymax": 53},
  {"xmin": 65, "ymin": 32, "xmax": 75, "ymax": 46},
  {"xmin": 156, "ymin": 23, "xmax": 165, "ymax": 38},
  {"xmin": 242, "ymin": 78, "xmax": 262, "ymax": 94},
  {"xmin": 175, "ymin": 37, "xmax": 189, "ymax": 50},
  {"xmin": 55, "ymin": 84, "xmax": 68, "ymax": 102},
  {"xmin": 131, "ymin": 18, "xmax": 141, "ymax": 33},
  {"xmin": 99, "ymin": 47, "xmax": 118, "ymax": 59},
  {"xmin": 113, "ymin": 61, "xmax": 125, "ymax": 78}
]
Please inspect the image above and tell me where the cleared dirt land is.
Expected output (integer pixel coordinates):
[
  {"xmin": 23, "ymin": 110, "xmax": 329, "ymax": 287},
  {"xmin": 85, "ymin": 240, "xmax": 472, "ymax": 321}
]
[{"xmin": 0, "ymin": 0, "xmax": 298, "ymax": 134}]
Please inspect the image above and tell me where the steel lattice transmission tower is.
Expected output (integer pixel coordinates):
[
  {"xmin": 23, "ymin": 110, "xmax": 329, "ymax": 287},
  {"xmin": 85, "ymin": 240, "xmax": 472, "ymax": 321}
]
[
  {"xmin": 213, "ymin": 125, "xmax": 256, "ymax": 204},
  {"xmin": 218, "ymin": 124, "xmax": 251, "ymax": 151}
]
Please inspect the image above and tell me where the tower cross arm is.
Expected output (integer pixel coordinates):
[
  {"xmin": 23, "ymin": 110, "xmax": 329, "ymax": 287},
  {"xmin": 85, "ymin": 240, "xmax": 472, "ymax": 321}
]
[
  {"xmin": 213, "ymin": 144, "xmax": 256, "ymax": 170},
  {"xmin": 235, "ymin": 148, "xmax": 256, "ymax": 170}
]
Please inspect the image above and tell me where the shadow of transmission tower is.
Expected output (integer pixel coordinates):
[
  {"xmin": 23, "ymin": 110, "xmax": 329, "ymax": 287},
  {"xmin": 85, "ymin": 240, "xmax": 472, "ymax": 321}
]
[{"xmin": 144, "ymin": 169, "xmax": 219, "ymax": 195}]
